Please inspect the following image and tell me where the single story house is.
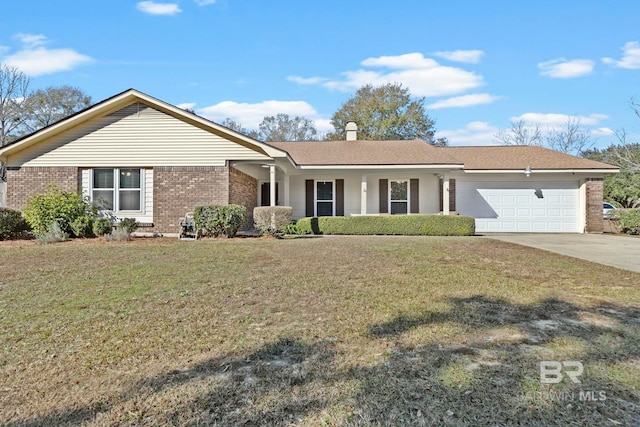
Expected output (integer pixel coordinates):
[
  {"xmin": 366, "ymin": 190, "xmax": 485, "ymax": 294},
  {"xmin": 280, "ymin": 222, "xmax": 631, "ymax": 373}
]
[{"xmin": 0, "ymin": 89, "xmax": 618, "ymax": 234}]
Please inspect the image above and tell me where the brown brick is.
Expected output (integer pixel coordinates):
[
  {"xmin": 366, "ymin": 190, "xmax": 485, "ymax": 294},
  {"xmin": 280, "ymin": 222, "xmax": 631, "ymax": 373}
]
[
  {"xmin": 229, "ymin": 167, "xmax": 257, "ymax": 229},
  {"xmin": 5, "ymin": 167, "xmax": 79, "ymax": 210},
  {"xmin": 585, "ymin": 178, "xmax": 603, "ymax": 233}
]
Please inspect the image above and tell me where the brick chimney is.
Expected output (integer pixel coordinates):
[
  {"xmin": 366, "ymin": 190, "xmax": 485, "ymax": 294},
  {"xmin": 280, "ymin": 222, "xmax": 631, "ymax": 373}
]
[{"xmin": 346, "ymin": 121, "xmax": 358, "ymax": 141}]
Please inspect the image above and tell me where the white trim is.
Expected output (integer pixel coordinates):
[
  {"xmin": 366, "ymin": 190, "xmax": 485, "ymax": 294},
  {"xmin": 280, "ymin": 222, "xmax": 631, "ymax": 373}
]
[
  {"xmin": 314, "ymin": 179, "xmax": 335, "ymax": 217},
  {"xmin": 90, "ymin": 167, "xmax": 144, "ymax": 214},
  {"xmin": 298, "ymin": 164, "xmax": 464, "ymax": 170},
  {"xmin": 0, "ymin": 89, "xmax": 288, "ymax": 160},
  {"xmin": 463, "ymin": 169, "xmax": 619, "ymax": 174},
  {"xmin": 388, "ymin": 179, "xmax": 410, "ymax": 214}
]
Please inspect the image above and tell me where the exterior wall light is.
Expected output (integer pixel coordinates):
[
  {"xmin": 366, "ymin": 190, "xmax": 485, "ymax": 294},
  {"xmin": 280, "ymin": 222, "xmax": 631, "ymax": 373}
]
[{"xmin": 525, "ymin": 166, "xmax": 532, "ymax": 177}]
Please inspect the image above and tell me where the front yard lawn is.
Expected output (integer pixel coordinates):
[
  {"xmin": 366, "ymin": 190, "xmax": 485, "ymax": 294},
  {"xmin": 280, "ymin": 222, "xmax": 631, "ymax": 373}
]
[{"xmin": 1, "ymin": 236, "xmax": 639, "ymax": 426}]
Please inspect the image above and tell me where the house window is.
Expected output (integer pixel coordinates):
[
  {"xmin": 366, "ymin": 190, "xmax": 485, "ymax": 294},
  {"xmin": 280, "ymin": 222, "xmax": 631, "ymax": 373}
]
[
  {"xmin": 389, "ymin": 180, "xmax": 409, "ymax": 214},
  {"xmin": 315, "ymin": 180, "xmax": 334, "ymax": 216},
  {"xmin": 92, "ymin": 168, "xmax": 142, "ymax": 212}
]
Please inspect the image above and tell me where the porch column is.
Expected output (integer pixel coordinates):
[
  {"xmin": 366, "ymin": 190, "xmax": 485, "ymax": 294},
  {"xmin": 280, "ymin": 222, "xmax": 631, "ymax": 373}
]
[
  {"xmin": 283, "ymin": 173, "xmax": 290, "ymax": 206},
  {"xmin": 442, "ymin": 174, "xmax": 450, "ymax": 215},
  {"xmin": 361, "ymin": 174, "xmax": 367, "ymax": 215},
  {"xmin": 269, "ymin": 165, "xmax": 276, "ymax": 207}
]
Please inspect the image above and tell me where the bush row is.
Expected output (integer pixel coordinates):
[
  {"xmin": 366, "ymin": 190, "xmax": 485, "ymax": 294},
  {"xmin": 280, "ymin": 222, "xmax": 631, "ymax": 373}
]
[
  {"xmin": 0, "ymin": 186, "xmax": 139, "ymax": 242},
  {"xmin": 295, "ymin": 215, "xmax": 475, "ymax": 236}
]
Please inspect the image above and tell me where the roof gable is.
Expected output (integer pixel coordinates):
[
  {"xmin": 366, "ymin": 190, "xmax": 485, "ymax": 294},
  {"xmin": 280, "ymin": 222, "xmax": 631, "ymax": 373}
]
[{"xmin": 0, "ymin": 89, "xmax": 287, "ymax": 162}]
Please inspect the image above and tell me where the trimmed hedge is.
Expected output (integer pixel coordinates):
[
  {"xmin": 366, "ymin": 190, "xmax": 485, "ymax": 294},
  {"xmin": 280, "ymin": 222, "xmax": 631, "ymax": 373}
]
[
  {"xmin": 194, "ymin": 204, "xmax": 247, "ymax": 238},
  {"xmin": 296, "ymin": 215, "xmax": 475, "ymax": 236},
  {"xmin": 253, "ymin": 206, "xmax": 293, "ymax": 234}
]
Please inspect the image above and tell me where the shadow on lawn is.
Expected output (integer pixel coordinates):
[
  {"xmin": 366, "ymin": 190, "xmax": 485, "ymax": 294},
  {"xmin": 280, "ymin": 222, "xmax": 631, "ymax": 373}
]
[{"xmin": 8, "ymin": 297, "xmax": 640, "ymax": 426}]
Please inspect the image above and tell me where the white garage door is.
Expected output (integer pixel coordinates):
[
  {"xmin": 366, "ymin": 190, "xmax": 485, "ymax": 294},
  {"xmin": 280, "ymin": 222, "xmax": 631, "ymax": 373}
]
[{"xmin": 457, "ymin": 181, "xmax": 580, "ymax": 233}]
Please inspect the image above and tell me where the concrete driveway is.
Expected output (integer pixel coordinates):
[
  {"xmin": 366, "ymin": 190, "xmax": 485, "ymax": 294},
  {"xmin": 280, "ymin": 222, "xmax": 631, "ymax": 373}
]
[{"xmin": 485, "ymin": 233, "xmax": 640, "ymax": 273}]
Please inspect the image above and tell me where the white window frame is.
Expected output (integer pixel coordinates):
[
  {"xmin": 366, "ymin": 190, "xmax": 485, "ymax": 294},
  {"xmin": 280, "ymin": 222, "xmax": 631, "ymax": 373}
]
[
  {"xmin": 315, "ymin": 180, "xmax": 335, "ymax": 217},
  {"xmin": 91, "ymin": 168, "xmax": 144, "ymax": 213},
  {"xmin": 388, "ymin": 179, "xmax": 410, "ymax": 215}
]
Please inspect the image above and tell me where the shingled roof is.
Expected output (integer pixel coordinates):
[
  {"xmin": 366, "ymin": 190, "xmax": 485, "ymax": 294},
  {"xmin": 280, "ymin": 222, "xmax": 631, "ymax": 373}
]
[
  {"xmin": 268, "ymin": 140, "xmax": 618, "ymax": 171},
  {"xmin": 268, "ymin": 140, "xmax": 462, "ymax": 166},
  {"xmin": 442, "ymin": 146, "xmax": 618, "ymax": 170}
]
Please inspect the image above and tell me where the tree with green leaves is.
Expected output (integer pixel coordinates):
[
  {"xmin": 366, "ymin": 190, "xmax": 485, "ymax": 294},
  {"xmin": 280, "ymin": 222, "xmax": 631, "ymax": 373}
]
[
  {"xmin": 327, "ymin": 83, "xmax": 439, "ymax": 144},
  {"xmin": 258, "ymin": 114, "xmax": 318, "ymax": 142},
  {"xmin": 20, "ymin": 85, "xmax": 92, "ymax": 134}
]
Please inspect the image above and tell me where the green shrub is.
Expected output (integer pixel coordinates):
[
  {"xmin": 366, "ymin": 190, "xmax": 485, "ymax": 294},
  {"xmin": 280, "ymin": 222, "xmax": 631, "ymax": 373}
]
[
  {"xmin": 105, "ymin": 228, "xmax": 131, "ymax": 242},
  {"xmin": 281, "ymin": 221, "xmax": 303, "ymax": 235},
  {"xmin": 618, "ymin": 209, "xmax": 640, "ymax": 235},
  {"xmin": 23, "ymin": 186, "xmax": 96, "ymax": 237},
  {"xmin": 194, "ymin": 204, "xmax": 247, "ymax": 238},
  {"xmin": 117, "ymin": 217, "xmax": 139, "ymax": 234},
  {"xmin": 295, "ymin": 215, "xmax": 476, "ymax": 236},
  {"xmin": 0, "ymin": 208, "xmax": 30, "ymax": 240},
  {"xmin": 93, "ymin": 218, "xmax": 113, "ymax": 237},
  {"xmin": 70, "ymin": 215, "xmax": 94, "ymax": 238},
  {"xmin": 253, "ymin": 206, "xmax": 293, "ymax": 235},
  {"xmin": 36, "ymin": 221, "xmax": 69, "ymax": 244}
]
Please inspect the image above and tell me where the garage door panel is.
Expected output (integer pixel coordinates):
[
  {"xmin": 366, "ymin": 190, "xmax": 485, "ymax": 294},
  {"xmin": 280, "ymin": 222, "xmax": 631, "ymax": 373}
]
[{"xmin": 457, "ymin": 181, "xmax": 579, "ymax": 233}]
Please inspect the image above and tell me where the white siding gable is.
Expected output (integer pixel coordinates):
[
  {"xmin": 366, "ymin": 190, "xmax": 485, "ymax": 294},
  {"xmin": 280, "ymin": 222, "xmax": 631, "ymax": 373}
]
[{"xmin": 10, "ymin": 103, "xmax": 271, "ymax": 167}]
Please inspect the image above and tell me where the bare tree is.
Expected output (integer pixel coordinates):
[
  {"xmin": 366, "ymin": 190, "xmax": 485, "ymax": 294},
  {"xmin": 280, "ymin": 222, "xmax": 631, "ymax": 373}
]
[
  {"xmin": 258, "ymin": 114, "xmax": 318, "ymax": 142},
  {"xmin": 220, "ymin": 118, "xmax": 259, "ymax": 139},
  {"xmin": 545, "ymin": 118, "xmax": 594, "ymax": 156},
  {"xmin": 494, "ymin": 120, "xmax": 543, "ymax": 146},
  {"xmin": 0, "ymin": 64, "xmax": 29, "ymax": 147},
  {"xmin": 20, "ymin": 85, "xmax": 92, "ymax": 134}
]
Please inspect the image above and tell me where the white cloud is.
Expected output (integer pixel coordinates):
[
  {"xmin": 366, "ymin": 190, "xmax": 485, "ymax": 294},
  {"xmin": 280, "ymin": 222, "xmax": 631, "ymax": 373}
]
[
  {"xmin": 513, "ymin": 112, "xmax": 608, "ymax": 127},
  {"xmin": 432, "ymin": 50, "xmax": 485, "ymax": 64},
  {"xmin": 602, "ymin": 41, "xmax": 640, "ymax": 69},
  {"xmin": 198, "ymin": 100, "xmax": 321, "ymax": 129},
  {"xmin": 194, "ymin": 0, "xmax": 216, "ymax": 4},
  {"xmin": 291, "ymin": 52, "xmax": 484, "ymax": 97},
  {"xmin": 427, "ymin": 93, "xmax": 500, "ymax": 109},
  {"xmin": 137, "ymin": 1, "xmax": 182, "ymax": 15},
  {"xmin": 287, "ymin": 76, "xmax": 329, "ymax": 85},
  {"xmin": 13, "ymin": 33, "xmax": 47, "ymax": 48},
  {"xmin": 538, "ymin": 58, "xmax": 595, "ymax": 78},
  {"xmin": 591, "ymin": 127, "xmax": 615, "ymax": 137},
  {"xmin": 2, "ymin": 34, "xmax": 92, "ymax": 76},
  {"xmin": 437, "ymin": 121, "xmax": 501, "ymax": 146},
  {"xmin": 176, "ymin": 102, "xmax": 197, "ymax": 110}
]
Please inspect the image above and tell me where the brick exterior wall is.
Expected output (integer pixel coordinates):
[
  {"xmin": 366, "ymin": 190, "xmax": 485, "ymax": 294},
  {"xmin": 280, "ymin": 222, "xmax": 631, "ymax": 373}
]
[
  {"xmin": 229, "ymin": 167, "xmax": 258, "ymax": 228},
  {"xmin": 153, "ymin": 166, "xmax": 229, "ymax": 233},
  {"xmin": 5, "ymin": 167, "xmax": 79, "ymax": 210},
  {"xmin": 585, "ymin": 178, "xmax": 604, "ymax": 233}
]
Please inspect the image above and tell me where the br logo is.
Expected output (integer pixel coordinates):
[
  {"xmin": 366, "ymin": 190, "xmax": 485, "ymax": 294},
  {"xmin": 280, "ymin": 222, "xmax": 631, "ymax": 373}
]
[{"xmin": 539, "ymin": 361, "xmax": 584, "ymax": 384}]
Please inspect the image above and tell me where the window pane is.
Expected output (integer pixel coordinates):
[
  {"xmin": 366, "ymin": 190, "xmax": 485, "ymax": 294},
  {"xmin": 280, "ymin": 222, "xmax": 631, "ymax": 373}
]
[
  {"xmin": 317, "ymin": 181, "xmax": 333, "ymax": 201},
  {"xmin": 93, "ymin": 190, "xmax": 114, "ymax": 210},
  {"xmin": 93, "ymin": 169, "xmax": 114, "ymax": 189},
  {"xmin": 119, "ymin": 190, "xmax": 141, "ymax": 211},
  {"xmin": 390, "ymin": 181, "xmax": 408, "ymax": 201},
  {"xmin": 120, "ymin": 169, "xmax": 141, "ymax": 189},
  {"xmin": 317, "ymin": 201, "xmax": 333, "ymax": 216},
  {"xmin": 391, "ymin": 202, "xmax": 408, "ymax": 214}
]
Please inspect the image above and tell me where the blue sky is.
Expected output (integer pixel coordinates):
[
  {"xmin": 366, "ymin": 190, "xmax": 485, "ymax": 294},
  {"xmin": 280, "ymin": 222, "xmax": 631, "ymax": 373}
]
[{"xmin": 1, "ymin": 1, "xmax": 639, "ymax": 147}]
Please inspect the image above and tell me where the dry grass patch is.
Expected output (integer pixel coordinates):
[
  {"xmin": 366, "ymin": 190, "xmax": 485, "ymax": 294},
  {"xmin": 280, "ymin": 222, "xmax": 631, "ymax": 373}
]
[{"xmin": 0, "ymin": 236, "xmax": 639, "ymax": 426}]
